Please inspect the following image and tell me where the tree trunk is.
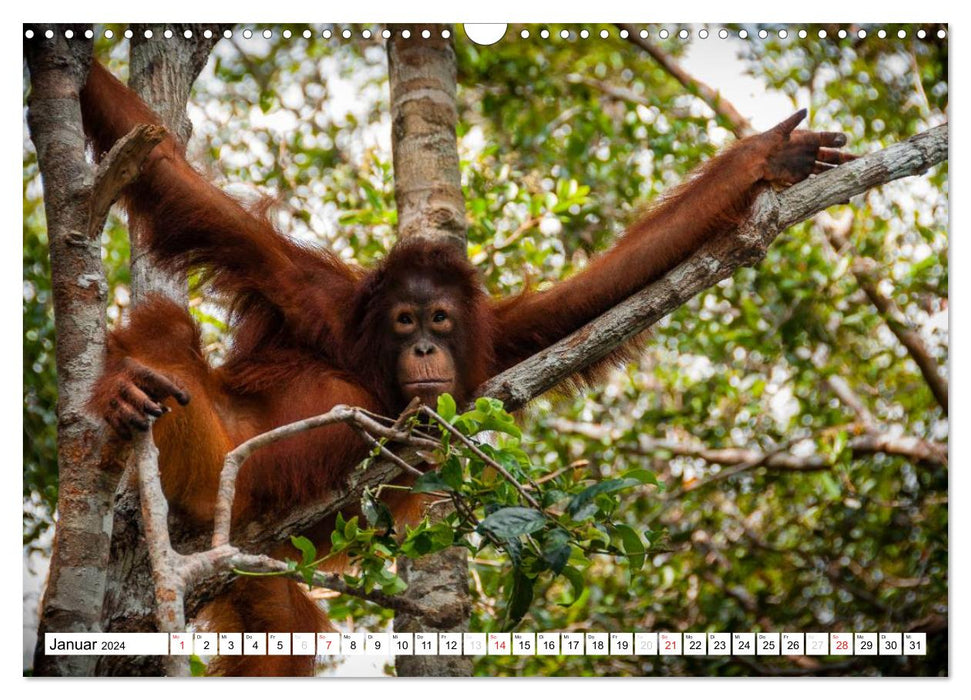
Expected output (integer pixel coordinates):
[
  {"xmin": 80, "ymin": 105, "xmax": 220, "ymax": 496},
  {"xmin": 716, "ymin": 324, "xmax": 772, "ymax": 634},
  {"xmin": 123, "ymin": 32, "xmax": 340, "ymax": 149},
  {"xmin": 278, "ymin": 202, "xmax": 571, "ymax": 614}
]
[
  {"xmin": 97, "ymin": 24, "xmax": 221, "ymax": 676},
  {"xmin": 25, "ymin": 25, "xmax": 118, "ymax": 677},
  {"xmin": 387, "ymin": 24, "xmax": 467, "ymax": 253},
  {"xmin": 387, "ymin": 23, "xmax": 473, "ymax": 677}
]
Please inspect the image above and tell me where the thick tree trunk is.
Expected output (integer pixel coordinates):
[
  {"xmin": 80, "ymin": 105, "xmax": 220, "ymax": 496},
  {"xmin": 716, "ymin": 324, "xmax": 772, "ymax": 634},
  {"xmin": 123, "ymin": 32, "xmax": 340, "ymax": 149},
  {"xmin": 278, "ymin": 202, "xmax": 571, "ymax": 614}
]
[
  {"xmin": 97, "ymin": 24, "xmax": 221, "ymax": 676},
  {"xmin": 387, "ymin": 23, "xmax": 473, "ymax": 677},
  {"xmin": 387, "ymin": 24, "xmax": 467, "ymax": 252},
  {"xmin": 25, "ymin": 25, "xmax": 117, "ymax": 677}
]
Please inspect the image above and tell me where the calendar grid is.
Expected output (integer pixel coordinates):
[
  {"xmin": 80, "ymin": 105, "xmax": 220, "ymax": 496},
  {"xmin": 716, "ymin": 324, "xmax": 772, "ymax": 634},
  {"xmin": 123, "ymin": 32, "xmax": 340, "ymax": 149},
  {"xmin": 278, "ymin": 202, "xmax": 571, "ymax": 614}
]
[{"xmin": 44, "ymin": 631, "xmax": 928, "ymax": 657}]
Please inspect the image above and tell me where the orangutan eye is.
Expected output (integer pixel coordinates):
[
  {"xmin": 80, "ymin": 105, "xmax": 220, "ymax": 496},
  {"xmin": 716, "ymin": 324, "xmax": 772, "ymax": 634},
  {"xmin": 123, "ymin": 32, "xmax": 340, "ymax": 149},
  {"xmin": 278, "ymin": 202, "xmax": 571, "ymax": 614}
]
[
  {"xmin": 397, "ymin": 312, "xmax": 414, "ymax": 325},
  {"xmin": 432, "ymin": 310, "xmax": 448, "ymax": 323}
]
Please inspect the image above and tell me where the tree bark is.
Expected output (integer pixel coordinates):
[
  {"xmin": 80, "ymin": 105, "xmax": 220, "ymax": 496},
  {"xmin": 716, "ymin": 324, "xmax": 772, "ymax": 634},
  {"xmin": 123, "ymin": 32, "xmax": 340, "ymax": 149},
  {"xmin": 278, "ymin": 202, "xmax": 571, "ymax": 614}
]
[
  {"xmin": 387, "ymin": 23, "xmax": 473, "ymax": 677},
  {"xmin": 25, "ymin": 24, "xmax": 118, "ymax": 677},
  {"xmin": 387, "ymin": 23, "xmax": 467, "ymax": 252},
  {"xmin": 97, "ymin": 24, "xmax": 221, "ymax": 676}
]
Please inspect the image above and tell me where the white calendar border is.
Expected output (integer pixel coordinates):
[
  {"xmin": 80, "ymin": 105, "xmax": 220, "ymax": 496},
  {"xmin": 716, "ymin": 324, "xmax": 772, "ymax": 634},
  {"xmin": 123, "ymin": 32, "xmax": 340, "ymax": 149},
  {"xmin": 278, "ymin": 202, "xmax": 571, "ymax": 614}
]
[{"xmin": 12, "ymin": 2, "xmax": 962, "ymax": 698}]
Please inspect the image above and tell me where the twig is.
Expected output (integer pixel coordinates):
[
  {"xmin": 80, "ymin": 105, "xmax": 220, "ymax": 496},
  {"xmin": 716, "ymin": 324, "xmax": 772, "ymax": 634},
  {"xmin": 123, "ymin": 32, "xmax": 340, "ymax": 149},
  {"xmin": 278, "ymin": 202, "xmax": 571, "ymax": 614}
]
[
  {"xmin": 533, "ymin": 460, "xmax": 589, "ymax": 485},
  {"xmin": 420, "ymin": 405, "xmax": 543, "ymax": 511},
  {"xmin": 823, "ymin": 372, "xmax": 877, "ymax": 430},
  {"xmin": 567, "ymin": 74, "xmax": 653, "ymax": 109}
]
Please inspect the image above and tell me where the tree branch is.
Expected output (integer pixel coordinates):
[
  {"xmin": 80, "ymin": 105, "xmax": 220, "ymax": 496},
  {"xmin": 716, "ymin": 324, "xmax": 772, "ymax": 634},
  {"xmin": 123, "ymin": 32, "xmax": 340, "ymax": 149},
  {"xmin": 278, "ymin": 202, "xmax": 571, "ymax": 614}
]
[
  {"xmin": 819, "ymin": 211, "xmax": 948, "ymax": 414},
  {"xmin": 551, "ymin": 418, "xmax": 947, "ymax": 477},
  {"xmin": 616, "ymin": 24, "xmax": 754, "ymax": 138},
  {"xmin": 212, "ymin": 404, "xmax": 437, "ymax": 548},
  {"xmin": 610, "ymin": 36, "xmax": 947, "ymax": 414},
  {"xmin": 476, "ymin": 126, "xmax": 948, "ymax": 412},
  {"xmin": 128, "ymin": 403, "xmax": 439, "ymax": 674},
  {"xmin": 87, "ymin": 124, "xmax": 166, "ymax": 239},
  {"xmin": 823, "ymin": 372, "xmax": 878, "ymax": 430},
  {"xmin": 131, "ymin": 431, "xmax": 189, "ymax": 676}
]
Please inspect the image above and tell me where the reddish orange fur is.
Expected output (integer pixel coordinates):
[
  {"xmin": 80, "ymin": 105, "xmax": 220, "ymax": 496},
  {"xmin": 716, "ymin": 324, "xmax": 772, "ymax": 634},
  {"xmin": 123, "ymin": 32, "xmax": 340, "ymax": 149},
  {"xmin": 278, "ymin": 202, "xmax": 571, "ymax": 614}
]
[{"xmin": 79, "ymin": 61, "xmax": 847, "ymax": 676}]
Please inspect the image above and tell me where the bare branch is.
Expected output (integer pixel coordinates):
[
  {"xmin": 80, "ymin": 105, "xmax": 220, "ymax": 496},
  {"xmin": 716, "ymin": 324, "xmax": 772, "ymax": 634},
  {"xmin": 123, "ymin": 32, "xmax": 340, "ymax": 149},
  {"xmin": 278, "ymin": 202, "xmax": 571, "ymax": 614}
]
[
  {"xmin": 128, "ymin": 403, "xmax": 439, "ymax": 672},
  {"xmin": 616, "ymin": 24, "xmax": 754, "ymax": 137},
  {"xmin": 819, "ymin": 211, "xmax": 948, "ymax": 414},
  {"xmin": 87, "ymin": 124, "xmax": 166, "ymax": 239},
  {"xmin": 132, "ymin": 431, "xmax": 189, "ymax": 676},
  {"xmin": 476, "ymin": 126, "xmax": 948, "ymax": 411},
  {"xmin": 567, "ymin": 75, "xmax": 652, "ymax": 108},
  {"xmin": 550, "ymin": 418, "xmax": 947, "ymax": 474},
  {"xmin": 212, "ymin": 404, "xmax": 437, "ymax": 548}
]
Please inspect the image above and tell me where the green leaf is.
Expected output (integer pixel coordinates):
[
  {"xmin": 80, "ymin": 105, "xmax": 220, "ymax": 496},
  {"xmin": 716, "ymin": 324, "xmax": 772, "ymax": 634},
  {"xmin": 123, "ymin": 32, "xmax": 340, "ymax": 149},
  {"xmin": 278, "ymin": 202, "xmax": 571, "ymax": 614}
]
[
  {"xmin": 460, "ymin": 397, "xmax": 522, "ymax": 438},
  {"xmin": 478, "ymin": 507, "xmax": 547, "ymax": 539},
  {"xmin": 361, "ymin": 490, "xmax": 393, "ymax": 532},
  {"xmin": 399, "ymin": 532, "xmax": 430, "ymax": 557},
  {"xmin": 558, "ymin": 565, "xmax": 585, "ymax": 606},
  {"xmin": 613, "ymin": 523, "xmax": 646, "ymax": 570},
  {"xmin": 503, "ymin": 536, "xmax": 523, "ymax": 567},
  {"xmin": 259, "ymin": 91, "xmax": 276, "ymax": 113},
  {"xmin": 437, "ymin": 393, "xmax": 457, "ymax": 421},
  {"xmin": 440, "ymin": 455, "xmax": 464, "ymax": 490},
  {"xmin": 383, "ymin": 574, "xmax": 407, "ymax": 595},
  {"xmin": 426, "ymin": 521, "xmax": 456, "ymax": 550},
  {"xmin": 475, "ymin": 396, "xmax": 496, "ymax": 415},
  {"xmin": 820, "ymin": 472, "xmax": 842, "ymax": 500},
  {"xmin": 622, "ymin": 468, "xmax": 659, "ymax": 486},
  {"xmin": 504, "ymin": 569, "xmax": 535, "ymax": 629},
  {"xmin": 566, "ymin": 478, "xmax": 641, "ymax": 519},
  {"xmin": 543, "ymin": 542, "xmax": 571, "ymax": 575},
  {"xmin": 290, "ymin": 535, "xmax": 317, "ymax": 568},
  {"xmin": 411, "ymin": 470, "xmax": 453, "ymax": 493}
]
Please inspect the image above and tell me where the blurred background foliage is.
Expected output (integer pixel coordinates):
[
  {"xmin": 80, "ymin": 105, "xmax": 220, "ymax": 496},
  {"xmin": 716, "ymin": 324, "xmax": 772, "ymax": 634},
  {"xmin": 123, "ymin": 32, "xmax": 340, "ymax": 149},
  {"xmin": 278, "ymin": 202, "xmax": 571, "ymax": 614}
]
[{"xmin": 23, "ymin": 23, "xmax": 947, "ymax": 675}]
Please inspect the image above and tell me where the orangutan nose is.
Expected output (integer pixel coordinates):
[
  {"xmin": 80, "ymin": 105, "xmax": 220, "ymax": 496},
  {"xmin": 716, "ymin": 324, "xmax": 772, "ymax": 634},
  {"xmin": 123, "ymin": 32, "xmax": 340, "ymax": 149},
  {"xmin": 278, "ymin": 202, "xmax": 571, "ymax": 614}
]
[{"xmin": 414, "ymin": 342, "xmax": 436, "ymax": 357}]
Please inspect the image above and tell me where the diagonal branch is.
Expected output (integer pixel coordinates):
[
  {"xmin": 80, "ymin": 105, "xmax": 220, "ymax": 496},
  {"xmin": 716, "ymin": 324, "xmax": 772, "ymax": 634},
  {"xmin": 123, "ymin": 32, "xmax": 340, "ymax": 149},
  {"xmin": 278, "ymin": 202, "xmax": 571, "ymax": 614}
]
[
  {"xmin": 476, "ymin": 126, "xmax": 948, "ymax": 412},
  {"xmin": 616, "ymin": 24, "xmax": 754, "ymax": 137},
  {"xmin": 819, "ymin": 211, "xmax": 948, "ymax": 414},
  {"xmin": 614, "ymin": 35, "xmax": 948, "ymax": 413}
]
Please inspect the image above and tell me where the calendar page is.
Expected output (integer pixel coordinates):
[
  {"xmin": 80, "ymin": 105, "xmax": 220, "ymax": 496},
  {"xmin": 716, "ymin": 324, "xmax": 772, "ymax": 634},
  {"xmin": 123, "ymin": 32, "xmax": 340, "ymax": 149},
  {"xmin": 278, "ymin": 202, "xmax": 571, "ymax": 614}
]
[{"xmin": 22, "ymin": 11, "xmax": 948, "ymax": 682}]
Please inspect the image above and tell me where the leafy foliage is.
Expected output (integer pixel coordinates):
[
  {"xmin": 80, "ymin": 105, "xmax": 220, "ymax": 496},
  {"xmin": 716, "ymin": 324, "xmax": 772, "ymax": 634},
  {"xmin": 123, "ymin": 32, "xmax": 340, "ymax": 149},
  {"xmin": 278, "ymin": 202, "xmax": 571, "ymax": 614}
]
[{"xmin": 269, "ymin": 396, "xmax": 660, "ymax": 632}]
